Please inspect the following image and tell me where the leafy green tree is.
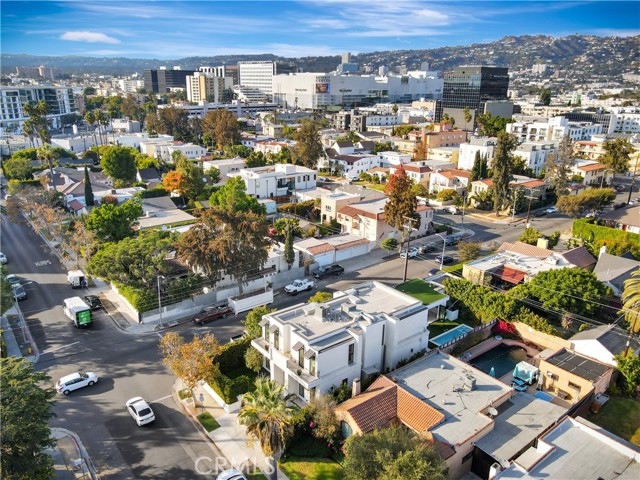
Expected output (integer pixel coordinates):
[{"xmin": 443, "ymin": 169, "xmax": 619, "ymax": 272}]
[
  {"xmin": 372, "ymin": 141, "xmax": 394, "ymax": 154},
  {"xmin": 243, "ymin": 306, "xmax": 276, "ymax": 339},
  {"xmin": 470, "ymin": 150, "xmax": 482, "ymax": 182},
  {"xmin": 540, "ymin": 89, "xmax": 552, "ymax": 106},
  {"xmin": 201, "ymin": 109, "xmax": 241, "ymax": 149},
  {"xmin": 84, "ymin": 165, "xmax": 95, "ymax": 207},
  {"xmin": 1, "ymin": 357, "xmax": 56, "ymax": 480},
  {"xmin": 88, "ymin": 229, "xmax": 176, "ymax": 288},
  {"xmin": 384, "ymin": 165, "xmax": 419, "ymax": 240},
  {"xmin": 381, "ymin": 237, "xmax": 399, "ymax": 252},
  {"xmin": 306, "ymin": 394, "xmax": 339, "ymax": 444},
  {"xmin": 601, "ymin": 138, "xmax": 634, "ymax": 174},
  {"xmin": 83, "ymin": 150, "xmax": 100, "ymax": 164},
  {"xmin": 308, "ymin": 291, "xmax": 333, "ymax": 303},
  {"xmin": 492, "ymin": 131, "xmax": 517, "ymax": 214},
  {"xmin": 392, "ymin": 124, "xmax": 417, "ymax": 138},
  {"xmin": 85, "ymin": 198, "xmax": 143, "ymax": 242},
  {"xmin": 209, "ymin": 176, "xmax": 264, "ymax": 214},
  {"xmin": 121, "ymin": 94, "xmax": 140, "ymax": 121},
  {"xmin": 480, "ymin": 154, "xmax": 489, "ymax": 179},
  {"xmin": 135, "ymin": 154, "xmax": 157, "ymax": 170},
  {"xmin": 556, "ymin": 188, "xmax": 616, "ymax": 217},
  {"xmin": 513, "ymin": 268, "xmax": 613, "ymax": 318},
  {"xmin": 245, "ymin": 347, "xmax": 264, "ymax": 373},
  {"xmin": 223, "ymin": 144, "xmax": 252, "ymax": 158},
  {"xmin": 100, "ymin": 146, "xmax": 137, "ymax": 183},
  {"xmin": 23, "ymin": 100, "xmax": 51, "ymax": 144},
  {"xmin": 238, "ymin": 377, "xmax": 297, "ymax": 480},
  {"xmin": 342, "ymin": 425, "xmax": 446, "ymax": 480},
  {"xmin": 246, "ymin": 151, "xmax": 267, "ymax": 168},
  {"xmin": 292, "ymin": 119, "xmax": 324, "ymax": 169},
  {"xmin": 621, "ymin": 269, "xmax": 640, "ymax": 334},
  {"xmin": 475, "ymin": 112, "xmax": 513, "ymax": 137},
  {"xmin": 1, "ymin": 266, "xmax": 14, "ymax": 315},
  {"xmin": 175, "ymin": 154, "xmax": 204, "ymax": 201},
  {"xmin": 544, "ymin": 135, "xmax": 575, "ymax": 195},
  {"xmin": 274, "ymin": 218, "xmax": 300, "ymax": 269},
  {"xmin": 205, "ymin": 166, "xmax": 221, "ymax": 184},
  {"xmin": 157, "ymin": 105, "xmax": 190, "ymax": 141},
  {"xmin": 519, "ymin": 227, "xmax": 543, "ymax": 245},
  {"xmin": 411, "ymin": 183, "xmax": 429, "ymax": 197},
  {"xmin": 457, "ymin": 240, "xmax": 481, "ymax": 263},
  {"xmin": 2, "ymin": 156, "xmax": 32, "ymax": 180},
  {"xmin": 176, "ymin": 208, "xmax": 272, "ymax": 293},
  {"xmin": 613, "ymin": 353, "xmax": 640, "ymax": 395}
]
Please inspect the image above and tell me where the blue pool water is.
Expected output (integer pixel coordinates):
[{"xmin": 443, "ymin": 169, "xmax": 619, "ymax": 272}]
[
  {"xmin": 431, "ymin": 324, "xmax": 473, "ymax": 346},
  {"xmin": 471, "ymin": 344, "xmax": 527, "ymax": 378}
]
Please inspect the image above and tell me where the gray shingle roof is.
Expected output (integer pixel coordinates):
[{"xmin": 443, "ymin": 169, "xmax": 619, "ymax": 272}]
[
  {"xmin": 571, "ymin": 324, "xmax": 640, "ymax": 355},
  {"xmin": 593, "ymin": 252, "xmax": 640, "ymax": 292}
]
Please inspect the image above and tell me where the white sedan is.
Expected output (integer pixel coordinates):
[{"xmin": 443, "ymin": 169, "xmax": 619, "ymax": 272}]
[
  {"xmin": 126, "ymin": 397, "xmax": 156, "ymax": 426},
  {"xmin": 400, "ymin": 247, "xmax": 419, "ymax": 259},
  {"xmin": 545, "ymin": 207, "xmax": 557, "ymax": 214},
  {"xmin": 56, "ymin": 372, "xmax": 99, "ymax": 395},
  {"xmin": 0, "ymin": 252, "xmax": 7, "ymax": 264}
]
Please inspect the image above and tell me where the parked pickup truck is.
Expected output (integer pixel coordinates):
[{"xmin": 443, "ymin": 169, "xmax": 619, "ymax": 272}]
[
  {"xmin": 313, "ymin": 264, "xmax": 344, "ymax": 279},
  {"xmin": 193, "ymin": 305, "xmax": 232, "ymax": 325},
  {"xmin": 284, "ymin": 279, "xmax": 315, "ymax": 295}
]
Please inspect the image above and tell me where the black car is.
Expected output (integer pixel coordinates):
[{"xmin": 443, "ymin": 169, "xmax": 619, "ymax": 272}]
[
  {"xmin": 433, "ymin": 255, "xmax": 454, "ymax": 265},
  {"xmin": 532, "ymin": 210, "xmax": 547, "ymax": 217},
  {"xmin": 83, "ymin": 295, "xmax": 103, "ymax": 310},
  {"xmin": 313, "ymin": 264, "xmax": 345, "ymax": 279}
]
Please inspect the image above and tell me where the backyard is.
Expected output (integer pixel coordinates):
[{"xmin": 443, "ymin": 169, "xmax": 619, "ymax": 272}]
[
  {"xmin": 396, "ymin": 279, "xmax": 447, "ymax": 305},
  {"xmin": 279, "ymin": 457, "xmax": 345, "ymax": 480},
  {"xmin": 587, "ymin": 396, "xmax": 640, "ymax": 446}
]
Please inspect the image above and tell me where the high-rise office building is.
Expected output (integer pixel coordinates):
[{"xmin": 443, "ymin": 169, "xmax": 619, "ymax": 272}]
[
  {"xmin": 199, "ymin": 65, "xmax": 239, "ymax": 86},
  {"xmin": 238, "ymin": 61, "xmax": 276, "ymax": 96},
  {"xmin": 186, "ymin": 72, "xmax": 232, "ymax": 103},
  {"xmin": 143, "ymin": 67, "xmax": 196, "ymax": 93},
  {"xmin": 437, "ymin": 65, "xmax": 511, "ymax": 129}
]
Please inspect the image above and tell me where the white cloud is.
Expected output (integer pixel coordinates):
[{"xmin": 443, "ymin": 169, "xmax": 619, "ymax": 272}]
[{"xmin": 60, "ymin": 31, "xmax": 120, "ymax": 44}]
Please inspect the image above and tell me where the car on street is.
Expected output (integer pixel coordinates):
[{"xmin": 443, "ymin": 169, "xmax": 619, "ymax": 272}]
[
  {"xmin": 83, "ymin": 295, "xmax": 103, "ymax": 310},
  {"xmin": 5, "ymin": 274, "xmax": 21, "ymax": 287},
  {"xmin": 217, "ymin": 469, "xmax": 247, "ymax": 480},
  {"xmin": 614, "ymin": 184, "xmax": 625, "ymax": 192},
  {"xmin": 418, "ymin": 242, "xmax": 438, "ymax": 253},
  {"xmin": 126, "ymin": 397, "xmax": 156, "ymax": 426},
  {"xmin": 12, "ymin": 284, "xmax": 27, "ymax": 301},
  {"xmin": 284, "ymin": 278, "xmax": 315, "ymax": 295},
  {"xmin": 545, "ymin": 207, "xmax": 557, "ymax": 214},
  {"xmin": 399, "ymin": 247, "xmax": 419, "ymax": 259},
  {"xmin": 445, "ymin": 206, "xmax": 461, "ymax": 214},
  {"xmin": 56, "ymin": 372, "xmax": 99, "ymax": 395},
  {"xmin": 433, "ymin": 255, "xmax": 454, "ymax": 265},
  {"xmin": 532, "ymin": 209, "xmax": 547, "ymax": 217},
  {"xmin": 192, "ymin": 305, "xmax": 232, "ymax": 325},
  {"xmin": 313, "ymin": 264, "xmax": 344, "ymax": 279},
  {"xmin": 0, "ymin": 252, "xmax": 7, "ymax": 264}
]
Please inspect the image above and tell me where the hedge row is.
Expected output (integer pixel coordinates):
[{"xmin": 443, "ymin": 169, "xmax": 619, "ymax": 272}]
[
  {"xmin": 209, "ymin": 338, "xmax": 254, "ymax": 404},
  {"xmin": 215, "ymin": 337, "xmax": 252, "ymax": 372},
  {"xmin": 573, "ymin": 218, "xmax": 640, "ymax": 259},
  {"xmin": 115, "ymin": 283, "xmax": 157, "ymax": 313},
  {"xmin": 277, "ymin": 200, "xmax": 315, "ymax": 216}
]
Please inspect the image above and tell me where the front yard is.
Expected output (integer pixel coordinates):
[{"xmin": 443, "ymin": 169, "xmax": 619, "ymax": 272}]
[
  {"xmin": 279, "ymin": 456, "xmax": 345, "ymax": 480},
  {"xmin": 587, "ymin": 396, "xmax": 640, "ymax": 446}
]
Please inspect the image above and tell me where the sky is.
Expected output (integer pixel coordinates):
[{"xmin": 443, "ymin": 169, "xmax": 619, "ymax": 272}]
[{"xmin": 2, "ymin": 1, "xmax": 639, "ymax": 59}]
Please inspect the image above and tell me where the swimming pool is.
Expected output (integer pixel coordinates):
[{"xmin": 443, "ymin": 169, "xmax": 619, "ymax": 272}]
[
  {"xmin": 471, "ymin": 343, "xmax": 527, "ymax": 378},
  {"xmin": 430, "ymin": 324, "xmax": 473, "ymax": 346}
]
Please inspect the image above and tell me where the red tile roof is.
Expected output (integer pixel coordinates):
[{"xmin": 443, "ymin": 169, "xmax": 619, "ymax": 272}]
[
  {"xmin": 578, "ymin": 163, "xmax": 605, "ymax": 172},
  {"xmin": 307, "ymin": 244, "xmax": 335, "ymax": 255},
  {"xmin": 493, "ymin": 266, "xmax": 526, "ymax": 284}
]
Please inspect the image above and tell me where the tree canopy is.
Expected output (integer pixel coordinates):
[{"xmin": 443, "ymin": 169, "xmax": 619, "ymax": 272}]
[
  {"xmin": 621, "ymin": 269, "xmax": 640, "ymax": 334},
  {"xmin": 492, "ymin": 131, "xmax": 517, "ymax": 214},
  {"xmin": 1, "ymin": 357, "xmax": 56, "ymax": 480},
  {"xmin": 85, "ymin": 198, "xmax": 143, "ymax": 242},
  {"xmin": 475, "ymin": 112, "xmax": 513, "ymax": 137},
  {"xmin": 544, "ymin": 135, "xmax": 575, "ymax": 195},
  {"xmin": 384, "ymin": 165, "xmax": 419, "ymax": 236},
  {"xmin": 201, "ymin": 109, "xmax": 241, "ymax": 149},
  {"xmin": 100, "ymin": 146, "xmax": 137, "ymax": 183},
  {"xmin": 342, "ymin": 425, "xmax": 446, "ymax": 480},
  {"xmin": 556, "ymin": 188, "xmax": 616, "ymax": 217},
  {"xmin": 243, "ymin": 305, "xmax": 276, "ymax": 339},
  {"xmin": 601, "ymin": 138, "xmax": 634, "ymax": 174},
  {"xmin": 209, "ymin": 176, "xmax": 265, "ymax": 214},
  {"xmin": 2, "ymin": 156, "xmax": 32, "ymax": 181},
  {"xmin": 292, "ymin": 119, "xmax": 324, "ymax": 169}
]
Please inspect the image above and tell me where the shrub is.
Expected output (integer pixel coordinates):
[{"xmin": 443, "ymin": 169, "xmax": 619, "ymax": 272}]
[
  {"xmin": 277, "ymin": 200, "xmax": 315, "ymax": 217},
  {"xmin": 244, "ymin": 346, "xmax": 263, "ymax": 373},
  {"xmin": 115, "ymin": 283, "xmax": 157, "ymax": 313},
  {"xmin": 513, "ymin": 308, "xmax": 559, "ymax": 336},
  {"xmin": 135, "ymin": 186, "xmax": 170, "ymax": 199},
  {"xmin": 573, "ymin": 218, "xmax": 640, "ymax": 259},
  {"xmin": 209, "ymin": 373, "xmax": 253, "ymax": 404},
  {"xmin": 436, "ymin": 189, "xmax": 458, "ymax": 202},
  {"xmin": 215, "ymin": 337, "xmax": 252, "ymax": 373},
  {"xmin": 493, "ymin": 320, "xmax": 516, "ymax": 336},
  {"xmin": 329, "ymin": 382, "xmax": 351, "ymax": 403}
]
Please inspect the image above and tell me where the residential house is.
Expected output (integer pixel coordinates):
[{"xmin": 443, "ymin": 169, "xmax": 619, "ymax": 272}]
[
  {"xmin": 201, "ymin": 157, "xmax": 246, "ymax": 184},
  {"xmin": 294, "ymin": 234, "xmax": 371, "ymax": 266},
  {"xmin": 319, "ymin": 185, "xmax": 385, "ymax": 223},
  {"xmin": 390, "ymin": 136, "xmax": 417, "ymax": 155},
  {"xmin": 593, "ymin": 251, "xmax": 640, "ymax": 296},
  {"xmin": 389, "ymin": 162, "xmax": 432, "ymax": 185},
  {"xmin": 428, "ymin": 168, "xmax": 471, "ymax": 195},
  {"xmin": 229, "ymin": 163, "xmax": 317, "ymax": 200},
  {"xmin": 376, "ymin": 151, "xmax": 411, "ymax": 167},
  {"xmin": 137, "ymin": 196, "xmax": 196, "ymax": 230},
  {"xmin": 159, "ymin": 142, "xmax": 207, "ymax": 163},
  {"xmin": 496, "ymin": 416, "xmax": 640, "ymax": 480},
  {"xmin": 570, "ymin": 324, "xmax": 640, "ymax": 367},
  {"xmin": 116, "ymin": 133, "xmax": 174, "ymax": 150},
  {"xmin": 538, "ymin": 349, "xmax": 613, "ymax": 402},
  {"xmin": 67, "ymin": 199, "xmax": 87, "ymax": 216},
  {"xmin": 136, "ymin": 167, "xmax": 161, "ymax": 187},
  {"xmin": 512, "ymin": 141, "xmax": 559, "ymax": 176},
  {"xmin": 254, "ymin": 139, "xmax": 296, "ymax": 156},
  {"xmin": 598, "ymin": 205, "xmax": 640, "ymax": 234},
  {"xmin": 571, "ymin": 159, "xmax": 614, "ymax": 186},
  {"xmin": 458, "ymin": 137, "xmax": 496, "ymax": 171},
  {"xmin": 323, "ymin": 151, "xmax": 379, "ymax": 180},
  {"xmin": 251, "ymin": 281, "xmax": 449, "ymax": 403},
  {"xmin": 469, "ymin": 179, "xmax": 494, "ymax": 206},
  {"xmin": 336, "ymin": 198, "xmax": 434, "ymax": 243}
]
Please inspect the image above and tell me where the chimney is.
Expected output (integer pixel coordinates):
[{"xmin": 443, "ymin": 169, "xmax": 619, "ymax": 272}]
[{"xmin": 352, "ymin": 378, "xmax": 361, "ymax": 397}]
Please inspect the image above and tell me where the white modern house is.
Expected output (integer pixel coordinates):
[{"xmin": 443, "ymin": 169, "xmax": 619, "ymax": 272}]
[
  {"xmin": 458, "ymin": 137, "xmax": 496, "ymax": 171},
  {"xmin": 251, "ymin": 281, "xmax": 449, "ymax": 403},
  {"xmin": 506, "ymin": 116, "xmax": 602, "ymax": 142},
  {"xmin": 230, "ymin": 163, "xmax": 317, "ymax": 199},
  {"xmin": 512, "ymin": 141, "xmax": 559, "ymax": 175}
]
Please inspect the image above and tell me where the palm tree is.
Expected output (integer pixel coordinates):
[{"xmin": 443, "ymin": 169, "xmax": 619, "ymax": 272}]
[
  {"xmin": 94, "ymin": 110, "xmax": 108, "ymax": 146},
  {"xmin": 36, "ymin": 143, "xmax": 58, "ymax": 183},
  {"xmin": 622, "ymin": 269, "xmax": 640, "ymax": 341},
  {"xmin": 237, "ymin": 377, "xmax": 297, "ymax": 480},
  {"xmin": 84, "ymin": 111, "xmax": 98, "ymax": 147}
]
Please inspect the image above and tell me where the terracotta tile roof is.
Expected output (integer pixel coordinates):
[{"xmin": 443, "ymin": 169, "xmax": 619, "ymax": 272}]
[
  {"xmin": 519, "ymin": 180, "xmax": 545, "ymax": 188},
  {"xmin": 578, "ymin": 163, "xmax": 605, "ymax": 172},
  {"xmin": 404, "ymin": 164, "xmax": 432, "ymax": 173},
  {"xmin": 498, "ymin": 241, "xmax": 551, "ymax": 257},
  {"xmin": 397, "ymin": 386, "xmax": 444, "ymax": 432},
  {"xmin": 307, "ymin": 244, "xmax": 335, "ymax": 255},
  {"xmin": 67, "ymin": 199, "xmax": 84, "ymax": 211},
  {"xmin": 450, "ymin": 169, "xmax": 471, "ymax": 178},
  {"xmin": 334, "ymin": 238, "xmax": 370, "ymax": 250},
  {"xmin": 473, "ymin": 179, "xmax": 494, "ymax": 187},
  {"xmin": 493, "ymin": 266, "xmax": 526, "ymax": 284},
  {"xmin": 560, "ymin": 246, "xmax": 596, "ymax": 269}
]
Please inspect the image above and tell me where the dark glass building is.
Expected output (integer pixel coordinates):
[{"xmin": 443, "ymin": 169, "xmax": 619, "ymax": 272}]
[
  {"xmin": 437, "ymin": 66, "xmax": 510, "ymax": 129},
  {"xmin": 143, "ymin": 68, "xmax": 196, "ymax": 93}
]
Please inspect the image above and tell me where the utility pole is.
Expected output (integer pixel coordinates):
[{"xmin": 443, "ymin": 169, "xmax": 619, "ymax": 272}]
[
  {"xmin": 627, "ymin": 159, "xmax": 639, "ymax": 205},
  {"xmin": 524, "ymin": 194, "xmax": 536, "ymax": 228},
  {"xmin": 402, "ymin": 216, "xmax": 418, "ymax": 283}
]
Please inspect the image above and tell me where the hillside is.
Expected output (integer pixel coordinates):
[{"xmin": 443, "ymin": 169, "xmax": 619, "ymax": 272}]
[{"xmin": 2, "ymin": 34, "xmax": 638, "ymax": 77}]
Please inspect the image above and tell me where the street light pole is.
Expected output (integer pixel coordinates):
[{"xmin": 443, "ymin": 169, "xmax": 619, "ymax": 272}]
[
  {"xmin": 157, "ymin": 275, "xmax": 165, "ymax": 328},
  {"xmin": 434, "ymin": 233, "xmax": 446, "ymax": 271}
]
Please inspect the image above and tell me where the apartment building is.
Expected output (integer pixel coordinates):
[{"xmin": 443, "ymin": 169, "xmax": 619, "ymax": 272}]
[
  {"xmin": 230, "ymin": 163, "xmax": 317, "ymax": 200},
  {"xmin": 186, "ymin": 72, "xmax": 231, "ymax": 103},
  {"xmin": 1, "ymin": 85, "xmax": 76, "ymax": 131},
  {"xmin": 251, "ymin": 281, "xmax": 449, "ymax": 403},
  {"xmin": 458, "ymin": 137, "xmax": 496, "ymax": 171},
  {"xmin": 319, "ymin": 185, "xmax": 385, "ymax": 223},
  {"xmin": 506, "ymin": 116, "xmax": 603, "ymax": 142},
  {"xmin": 428, "ymin": 168, "xmax": 471, "ymax": 195},
  {"xmin": 143, "ymin": 67, "xmax": 196, "ymax": 93},
  {"xmin": 512, "ymin": 141, "xmax": 559, "ymax": 175},
  {"xmin": 571, "ymin": 159, "xmax": 614, "ymax": 186}
]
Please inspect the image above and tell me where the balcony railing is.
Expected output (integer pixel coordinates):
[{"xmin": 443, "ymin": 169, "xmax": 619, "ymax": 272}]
[{"xmin": 285, "ymin": 357, "xmax": 318, "ymax": 386}]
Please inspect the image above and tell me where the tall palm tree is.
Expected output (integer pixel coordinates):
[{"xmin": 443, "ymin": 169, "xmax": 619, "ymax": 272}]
[
  {"xmin": 622, "ymin": 269, "xmax": 640, "ymax": 341},
  {"xmin": 237, "ymin": 377, "xmax": 297, "ymax": 480},
  {"xmin": 36, "ymin": 143, "xmax": 58, "ymax": 184},
  {"xmin": 94, "ymin": 110, "xmax": 107, "ymax": 146},
  {"xmin": 84, "ymin": 111, "xmax": 98, "ymax": 147}
]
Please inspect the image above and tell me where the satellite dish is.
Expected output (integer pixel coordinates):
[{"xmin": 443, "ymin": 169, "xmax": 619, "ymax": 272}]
[{"xmin": 487, "ymin": 407, "xmax": 498, "ymax": 417}]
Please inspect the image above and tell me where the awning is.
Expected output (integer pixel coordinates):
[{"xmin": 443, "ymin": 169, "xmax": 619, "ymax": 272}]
[
  {"xmin": 291, "ymin": 342, "xmax": 304, "ymax": 351},
  {"xmin": 493, "ymin": 266, "xmax": 526, "ymax": 284},
  {"xmin": 304, "ymin": 349, "xmax": 317, "ymax": 359},
  {"xmin": 259, "ymin": 318, "xmax": 269, "ymax": 327}
]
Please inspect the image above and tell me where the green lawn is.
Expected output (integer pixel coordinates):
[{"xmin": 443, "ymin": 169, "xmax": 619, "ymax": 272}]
[
  {"xmin": 351, "ymin": 181, "xmax": 386, "ymax": 192},
  {"xmin": 279, "ymin": 456, "xmax": 345, "ymax": 480},
  {"xmin": 396, "ymin": 279, "xmax": 447, "ymax": 305},
  {"xmin": 587, "ymin": 397, "xmax": 640, "ymax": 446},
  {"xmin": 196, "ymin": 411, "xmax": 220, "ymax": 432},
  {"xmin": 428, "ymin": 320, "xmax": 462, "ymax": 340}
]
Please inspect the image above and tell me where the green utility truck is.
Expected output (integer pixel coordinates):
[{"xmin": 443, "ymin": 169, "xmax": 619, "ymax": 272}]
[{"xmin": 63, "ymin": 296, "xmax": 92, "ymax": 327}]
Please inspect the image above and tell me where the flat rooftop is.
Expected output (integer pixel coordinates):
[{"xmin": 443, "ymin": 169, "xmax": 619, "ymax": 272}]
[
  {"xmin": 475, "ymin": 392, "xmax": 567, "ymax": 465},
  {"xmin": 270, "ymin": 281, "xmax": 424, "ymax": 341},
  {"xmin": 392, "ymin": 351, "xmax": 511, "ymax": 446},
  {"xmin": 498, "ymin": 417, "xmax": 640, "ymax": 479},
  {"xmin": 545, "ymin": 349, "xmax": 611, "ymax": 382}
]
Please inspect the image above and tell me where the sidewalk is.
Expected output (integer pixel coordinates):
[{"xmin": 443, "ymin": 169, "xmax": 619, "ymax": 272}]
[
  {"xmin": 1, "ymin": 306, "xmax": 38, "ymax": 362},
  {"xmin": 48, "ymin": 428, "xmax": 99, "ymax": 480},
  {"xmin": 177, "ymin": 380, "xmax": 289, "ymax": 479}
]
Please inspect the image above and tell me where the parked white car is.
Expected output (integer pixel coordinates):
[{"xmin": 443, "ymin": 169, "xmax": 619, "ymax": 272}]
[
  {"xmin": 126, "ymin": 397, "xmax": 156, "ymax": 426},
  {"xmin": 284, "ymin": 278, "xmax": 315, "ymax": 295},
  {"xmin": 217, "ymin": 469, "xmax": 247, "ymax": 480},
  {"xmin": 0, "ymin": 252, "xmax": 7, "ymax": 264},
  {"xmin": 545, "ymin": 207, "xmax": 557, "ymax": 214},
  {"xmin": 400, "ymin": 247, "xmax": 419, "ymax": 259},
  {"xmin": 56, "ymin": 372, "xmax": 99, "ymax": 395}
]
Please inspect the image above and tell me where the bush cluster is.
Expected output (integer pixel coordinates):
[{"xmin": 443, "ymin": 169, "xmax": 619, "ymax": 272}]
[{"xmin": 209, "ymin": 338, "xmax": 255, "ymax": 404}]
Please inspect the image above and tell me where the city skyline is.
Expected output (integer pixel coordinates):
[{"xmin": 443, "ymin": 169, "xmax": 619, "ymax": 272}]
[{"xmin": 2, "ymin": 1, "xmax": 639, "ymax": 60}]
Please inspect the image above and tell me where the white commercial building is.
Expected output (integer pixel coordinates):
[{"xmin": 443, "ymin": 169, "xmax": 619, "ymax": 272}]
[
  {"xmin": 238, "ymin": 61, "xmax": 275, "ymax": 96},
  {"xmin": 458, "ymin": 137, "xmax": 496, "ymax": 171},
  {"xmin": 608, "ymin": 106, "xmax": 640, "ymax": 134},
  {"xmin": 230, "ymin": 163, "xmax": 317, "ymax": 199},
  {"xmin": 251, "ymin": 281, "xmax": 449, "ymax": 403},
  {"xmin": 1, "ymin": 85, "xmax": 77, "ymax": 132},
  {"xmin": 116, "ymin": 78, "xmax": 145, "ymax": 93},
  {"xmin": 273, "ymin": 72, "xmax": 443, "ymax": 110}
]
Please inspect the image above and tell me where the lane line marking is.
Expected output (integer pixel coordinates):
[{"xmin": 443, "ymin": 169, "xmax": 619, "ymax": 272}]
[
  {"xmin": 150, "ymin": 394, "xmax": 173, "ymax": 404},
  {"xmin": 42, "ymin": 341, "xmax": 80, "ymax": 354}
]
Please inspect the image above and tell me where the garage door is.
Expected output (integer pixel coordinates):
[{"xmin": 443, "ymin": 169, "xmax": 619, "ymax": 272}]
[{"xmin": 313, "ymin": 251, "xmax": 334, "ymax": 266}]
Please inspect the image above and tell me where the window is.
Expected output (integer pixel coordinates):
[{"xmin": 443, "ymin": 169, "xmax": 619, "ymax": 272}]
[
  {"xmin": 298, "ymin": 347, "xmax": 304, "ymax": 367},
  {"xmin": 568, "ymin": 381, "xmax": 581, "ymax": 391},
  {"xmin": 298, "ymin": 383, "xmax": 305, "ymax": 398},
  {"xmin": 309, "ymin": 355, "xmax": 316, "ymax": 376},
  {"xmin": 274, "ymin": 329, "xmax": 280, "ymax": 350},
  {"xmin": 348, "ymin": 344, "xmax": 355, "ymax": 364},
  {"xmin": 264, "ymin": 325, "xmax": 269, "ymax": 341},
  {"xmin": 341, "ymin": 421, "xmax": 353, "ymax": 438}
]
